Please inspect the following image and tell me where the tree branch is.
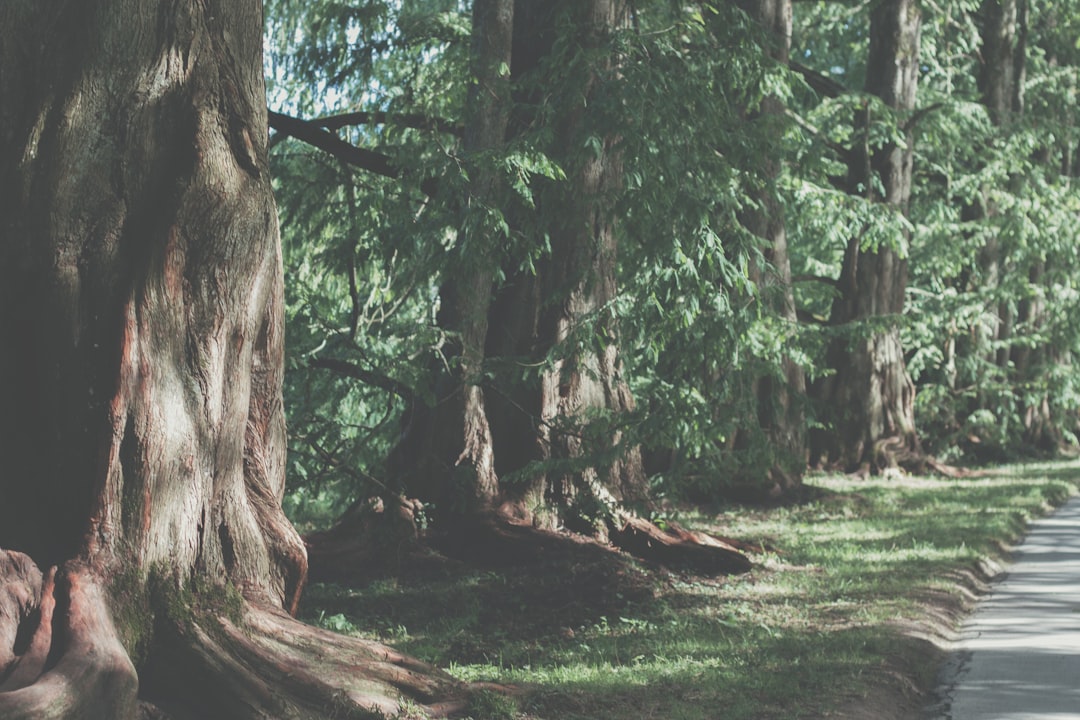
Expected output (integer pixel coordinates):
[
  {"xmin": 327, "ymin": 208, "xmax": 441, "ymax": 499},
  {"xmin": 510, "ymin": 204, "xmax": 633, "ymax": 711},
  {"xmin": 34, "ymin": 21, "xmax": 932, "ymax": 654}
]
[
  {"xmin": 904, "ymin": 102, "xmax": 946, "ymax": 132},
  {"xmin": 267, "ymin": 110, "xmax": 440, "ymax": 197},
  {"xmin": 785, "ymin": 109, "xmax": 854, "ymax": 164},
  {"xmin": 791, "ymin": 273, "xmax": 839, "ymax": 287},
  {"xmin": 796, "ymin": 309, "xmax": 829, "ymax": 325},
  {"xmin": 268, "ymin": 110, "xmax": 399, "ymax": 178},
  {"xmin": 789, "ymin": 61, "xmax": 849, "ymax": 99},
  {"xmin": 314, "ymin": 111, "xmax": 462, "ymax": 137},
  {"xmin": 307, "ymin": 357, "xmax": 415, "ymax": 401}
]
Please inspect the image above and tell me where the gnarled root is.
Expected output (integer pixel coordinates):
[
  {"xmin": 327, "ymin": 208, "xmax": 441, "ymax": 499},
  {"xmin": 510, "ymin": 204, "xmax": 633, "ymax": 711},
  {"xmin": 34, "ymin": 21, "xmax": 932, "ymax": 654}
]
[
  {"xmin": 142, "ymin": 601, "xmax": 468, "ymax": 719},
  {"xmin": 0, "ymin": 551, "xmax": 139, "ymax": 719},
  {"xmin": 607, "ymin": 515, "xmax": 753, "ymax": 575},
  {"xmin": 1, "ymin": 548, "xmax": 478, "ymax": 720}
]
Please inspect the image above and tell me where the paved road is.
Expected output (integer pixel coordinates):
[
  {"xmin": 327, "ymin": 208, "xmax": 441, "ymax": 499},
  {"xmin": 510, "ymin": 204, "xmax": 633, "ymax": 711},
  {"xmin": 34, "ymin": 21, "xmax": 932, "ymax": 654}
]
[{"xmin": 934, "ymin": 495, "xmax": 1080, "ymax": 720}]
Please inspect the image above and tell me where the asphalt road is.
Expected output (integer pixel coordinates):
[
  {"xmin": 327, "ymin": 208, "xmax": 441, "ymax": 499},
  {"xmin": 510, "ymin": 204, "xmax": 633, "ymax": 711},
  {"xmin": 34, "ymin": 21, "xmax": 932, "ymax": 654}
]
[{"xmin": 933, "ymin": 495, "xmax": 1080, "ymax": 720}]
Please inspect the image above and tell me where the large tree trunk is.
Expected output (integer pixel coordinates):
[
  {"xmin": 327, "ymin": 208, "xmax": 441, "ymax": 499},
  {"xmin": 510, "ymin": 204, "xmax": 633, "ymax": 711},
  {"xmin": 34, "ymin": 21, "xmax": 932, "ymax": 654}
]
[
  {"xmin": 968, "ymin": 0, "xmax": 1047, "ymax": 447},
  {"xmin": 384, "ymin": 0, "xmax": 748, "ymax": 573},
  {"xmin": 729, "ymin": 0, "xmax": 807, "ymax": 496},
  {"xmin": 400, "ymin": 0, "xmax": 645, "ymax": 528},
  {"xmin": 811, "ymin": 0, "xmax": 923, "ymax": 473},
  {"xmin": 978, "ymin": 0, "xmax": 1055, "ymax": 450},
  {"xmin": 0, "ymin": 2, "xmax": 464, "ymax": 717},
  {"xmin": 978, "ymin": 0, "xmax": 1027, "ymax": 373},
  {"xmin": 390, "ymin": 0, "xmax": 513, "ymax": 517},
  {"xmin": 492, "ymin": 0, "xmax": 651, "ymax": 527}
]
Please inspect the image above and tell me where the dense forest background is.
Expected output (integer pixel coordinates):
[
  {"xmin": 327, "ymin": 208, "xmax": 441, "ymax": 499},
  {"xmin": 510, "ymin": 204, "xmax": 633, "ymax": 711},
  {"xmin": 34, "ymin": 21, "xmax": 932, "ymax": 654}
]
[{"xmin": 265, "ymin": 0, "xmax": 1080, "ymax": 533}]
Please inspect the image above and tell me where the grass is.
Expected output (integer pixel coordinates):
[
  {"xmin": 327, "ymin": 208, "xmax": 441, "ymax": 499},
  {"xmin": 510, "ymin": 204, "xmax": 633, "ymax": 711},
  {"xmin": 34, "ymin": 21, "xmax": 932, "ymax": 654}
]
[{"xmin": 298, "ymin": 459, "xmax": 1080, "ymax": 720}]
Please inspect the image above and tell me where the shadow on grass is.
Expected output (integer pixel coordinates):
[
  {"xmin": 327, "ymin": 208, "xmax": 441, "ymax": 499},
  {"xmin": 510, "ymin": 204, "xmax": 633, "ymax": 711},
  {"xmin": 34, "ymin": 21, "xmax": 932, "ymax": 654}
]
[{"xmin": 297, "ymin": 461, "xmax": 1080, "ymax": 720}]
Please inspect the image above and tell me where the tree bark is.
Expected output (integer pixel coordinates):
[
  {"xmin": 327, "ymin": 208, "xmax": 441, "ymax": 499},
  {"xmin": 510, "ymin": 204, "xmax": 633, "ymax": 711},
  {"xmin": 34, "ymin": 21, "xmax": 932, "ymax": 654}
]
[
  {"xmin": 811, "ymin": 0, "xmax": 923, "ymax": 473},
  {"xmin": 972, "ymin": 0, "xmax": 1054, "ymax": 449},
  {"xmin": 0, "ymin": 2, "xmax": 464, "ymax": 717},
  {"xmin": 399, "ymin": 0, "xmax": 647, "ymax": 527},
  {"xmin": 730, "ymin": 0, "xmax": 807, "ymax": 496},
  {"xmin": 392, "ymin": 0, "xmax": 514, "ymax": 517},
  {"xmin": 381, "ymin": 0, "xmax": 748, "ymax": 573}
]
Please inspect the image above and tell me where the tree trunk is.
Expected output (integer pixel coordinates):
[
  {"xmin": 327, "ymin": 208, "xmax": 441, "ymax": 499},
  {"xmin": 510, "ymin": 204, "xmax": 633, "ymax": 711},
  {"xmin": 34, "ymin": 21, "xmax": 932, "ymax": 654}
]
[
  {"xmin": 400, "ymin": 0, "xmax": 647, "ymax": 528},
  {"xmin": 390, "ymin": 0, "xmax": 514, "ymax": 517},
  {"xmin": 730, "ymin": 0, "xmax": 807, "ymax": 496},
  {"xmin": 384, "ymin": 0, "xmax": 748, "ymax": 573},
  {"xmin": 975, "ymin": 0, "xmax": 1052, "ymax": 447},
  {"xmin": 0, "ymin": 2, "xmax": 464, "ymax": 717},
  {"xmin": 811, "ymin": 0, "xmax": 923, "ymax": 473},
  {"xmin": 982, "ymin": 0, "xmax": 1027, "ymax": 373}
]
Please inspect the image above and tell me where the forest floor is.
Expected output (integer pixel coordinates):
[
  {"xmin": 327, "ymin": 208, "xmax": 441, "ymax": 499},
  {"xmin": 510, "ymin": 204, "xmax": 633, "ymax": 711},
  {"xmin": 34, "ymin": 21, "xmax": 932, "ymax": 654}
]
[{"xmin": 298, "ymin": 460, "xmax": 1080, "ymax": 720}]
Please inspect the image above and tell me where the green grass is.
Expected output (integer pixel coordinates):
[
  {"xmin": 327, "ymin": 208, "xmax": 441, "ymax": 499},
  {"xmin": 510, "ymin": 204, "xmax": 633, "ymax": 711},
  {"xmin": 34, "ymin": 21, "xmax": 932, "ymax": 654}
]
[{"xmin": 299, "ymin": 460, "xmax": 1080, "ymax": 720}]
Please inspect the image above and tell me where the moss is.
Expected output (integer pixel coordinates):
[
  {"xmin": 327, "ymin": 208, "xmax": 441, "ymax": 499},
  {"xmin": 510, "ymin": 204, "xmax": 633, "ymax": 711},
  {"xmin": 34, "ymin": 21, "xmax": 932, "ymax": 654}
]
[
  {"xmin": 146, "ymin": 564, "xmax": 248, "ymax": 640},
  {"xmin": 107, "ymin": 566, "xmax": 154, "ymax": 669}
]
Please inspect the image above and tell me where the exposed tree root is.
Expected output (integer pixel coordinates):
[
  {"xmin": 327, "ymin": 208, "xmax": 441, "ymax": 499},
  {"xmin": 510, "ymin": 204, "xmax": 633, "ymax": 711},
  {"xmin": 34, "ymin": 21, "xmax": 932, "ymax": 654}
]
[
  {"xmin": 607, "ymin": 515, "xmax": 754, "ymax": 574},
  {"xmin": 868, "ymin": 436, "xmax": 981, "ymax": 479},
  {"xmin": 0, "ymin": 552, "xmax": 138, "ymax": 720},
  {"xmin": 143, "ymin": 602, "xmax": 468, "ymax": 719},
  {"xmin": 305, "ymin": 496, "xmax": 457, "ymax": 585},
  {"xmin": 0, "ymin": 549, "xmax": 480, "ymax": 720},
  {"xmin": 309, "ymin": 498, "xmax": 754, "ymax": 587}
]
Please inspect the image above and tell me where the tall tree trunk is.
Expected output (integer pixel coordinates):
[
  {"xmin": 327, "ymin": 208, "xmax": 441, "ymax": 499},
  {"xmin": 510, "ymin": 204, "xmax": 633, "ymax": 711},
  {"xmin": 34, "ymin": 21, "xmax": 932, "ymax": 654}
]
[
  {"xmin": 391, "ymin": 0, "xmax": 514, "ymax": 518},
  {"xmin": 385, "ymin": 0, "xmax": 748, "ymax": 573},
  {"xmin": 974, "ymin": 0, "xmax": 1050, "ymax": 447},
  {"xmin": 730, "ymin": 0, "xmax": 807, "ymax": 496},
  {"xmin": 811, "ymin": 0, "xmax": 923, "ymax": 473},
  {"xmin": 492, "ymin": 0, "xmax": 650, "ymax": 529},
  {"xmin": 982, "ymin": 0, "xmax": 1027, "ymax": 371},
  {"xmin": 0, "ymin": 3, "xmax": 464, "ymax": 717},
  {"xmin": 402, "ymin": 0, "xmax": 647, "ymax": 528}
]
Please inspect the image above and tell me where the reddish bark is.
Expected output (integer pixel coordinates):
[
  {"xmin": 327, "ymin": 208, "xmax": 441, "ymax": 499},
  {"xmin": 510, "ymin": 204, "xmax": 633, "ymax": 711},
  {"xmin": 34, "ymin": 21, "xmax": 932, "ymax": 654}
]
[
  {"xmin": 811, "ymin": 0, "xmax": 923, "ymax": 473},
  {"xmin": 0, "ymin": 556, "xmax": 138, "ymax": 720},
  {"xmin": 0, "ymin": 2, "xmax": 468, "ymax": 717}
]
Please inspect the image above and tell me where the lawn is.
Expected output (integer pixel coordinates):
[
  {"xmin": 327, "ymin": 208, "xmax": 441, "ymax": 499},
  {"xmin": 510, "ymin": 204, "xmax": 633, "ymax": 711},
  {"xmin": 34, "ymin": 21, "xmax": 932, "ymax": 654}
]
[{"xmin": 299, "ymin": 460, "xmax": 1080, "ymax": 720}]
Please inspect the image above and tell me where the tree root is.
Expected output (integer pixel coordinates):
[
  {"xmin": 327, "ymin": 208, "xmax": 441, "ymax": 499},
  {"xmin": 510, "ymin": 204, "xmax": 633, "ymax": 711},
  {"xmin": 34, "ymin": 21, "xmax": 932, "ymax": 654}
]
[
  {"xmin": 607, "ymin": 515, "xmax": 754, "ymax": 575},
  {"xmin": 0, "ymin": 552, "xmax": 139, "ymax": 720},
  {"xmin": 429, "ymin": 511, "xmax": 753, "ymax": 577},
  {"xmin": 870, "ymin": 436, "xmax": 981, "ymax": 479},
  {"xmin": 304, "ymin": 495, "xmax": 456, "ymax": 585},
  {"xmin": 0, "ymin": 548, "xmax": 478, "ymax": 720},
  {"xmin": 144, "ymin": 602, "xmax": 468, "ymax": 719}
]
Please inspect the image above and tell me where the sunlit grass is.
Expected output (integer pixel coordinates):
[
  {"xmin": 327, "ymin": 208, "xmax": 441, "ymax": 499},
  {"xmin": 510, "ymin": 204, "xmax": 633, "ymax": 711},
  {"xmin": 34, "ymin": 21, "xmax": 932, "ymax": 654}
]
[{"xmin": 300, "ymin": 459, "xmax": 1080, "ymax": 720}]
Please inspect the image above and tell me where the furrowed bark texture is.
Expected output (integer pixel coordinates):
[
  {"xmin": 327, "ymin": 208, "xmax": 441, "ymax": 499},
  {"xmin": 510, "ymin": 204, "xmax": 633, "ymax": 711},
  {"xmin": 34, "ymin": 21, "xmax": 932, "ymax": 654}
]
[
  {"xmin": 731, "ymin": 0, "xmax": 807, "ymax": 495},
  {"xmin": 975, "ymin": 0, "xmax": 1027, "ymax": 373},
  {"xmin": 396, "ymin": 0, "xmax": 514, "ymax": 514},
  {"xmin": 0, "ymin": 0, "xmax": 301, "ymax": 608},
  {"xmin": 399, "ymin": 0, "xmax": 650, "ymax": 526},
  {"xmin": 812, "ymin": 0, "xmax": 922, "ymax": 472},
  {"xmin": 0, "ymin": 1, "xmax": 462, "ymax": 717},
  {"xmin": 379, "ymin": 1, "xmax": 748, "ymax": 573},
  {"xmin": 975, "ymin": 0, "xmax": 1055, "ymax": 449},
  {"xmin": 490, "ymin": 0, "xmax": 650, "ymax": 526}
]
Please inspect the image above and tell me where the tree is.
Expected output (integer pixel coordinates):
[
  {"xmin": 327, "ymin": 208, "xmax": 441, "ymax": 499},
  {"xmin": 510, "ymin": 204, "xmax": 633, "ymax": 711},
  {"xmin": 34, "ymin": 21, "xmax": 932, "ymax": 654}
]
[
  {"xmin": 810, "ymin": 0, "xmax": 924, "ymax": 473},
  {"xmin": 728, "ymin": 0, "xmax": 808, "ymax": 495},
  {"xmin": 0, "ymin": 2, "xmax": 465, "ymax": 717}
]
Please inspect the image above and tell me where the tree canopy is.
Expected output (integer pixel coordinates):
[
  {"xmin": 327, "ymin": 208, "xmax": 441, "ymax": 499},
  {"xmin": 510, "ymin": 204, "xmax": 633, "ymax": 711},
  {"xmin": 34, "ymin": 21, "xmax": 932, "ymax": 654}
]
[{"xmin": 269, "ymin": 0, "xmax": 1080, "ymax": 522}]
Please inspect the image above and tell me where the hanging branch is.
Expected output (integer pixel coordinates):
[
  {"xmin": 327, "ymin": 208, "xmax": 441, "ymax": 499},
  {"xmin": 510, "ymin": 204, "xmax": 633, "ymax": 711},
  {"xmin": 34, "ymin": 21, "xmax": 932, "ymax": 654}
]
[
  {"xmin": 313, "ymin": 110, "xmax": 463, "ymax": 136},
  {"xmin": 307, "ymin": 357, "xmax": 415, "ymax": 402},
  {"xmin": 267, "ymin": 110, "xmax": 439, "ymax": 196}
]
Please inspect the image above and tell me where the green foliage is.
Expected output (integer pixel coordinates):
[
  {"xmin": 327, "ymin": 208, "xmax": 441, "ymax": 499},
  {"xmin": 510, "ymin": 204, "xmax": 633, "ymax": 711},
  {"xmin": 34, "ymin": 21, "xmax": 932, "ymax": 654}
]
[
  {"xmin": 464, "ymin": 689, "xmax": 519, "ymax": 720},
  {"xmin": 265, "ymin": 0, "xmax": 1080, "ymax": 518}
]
